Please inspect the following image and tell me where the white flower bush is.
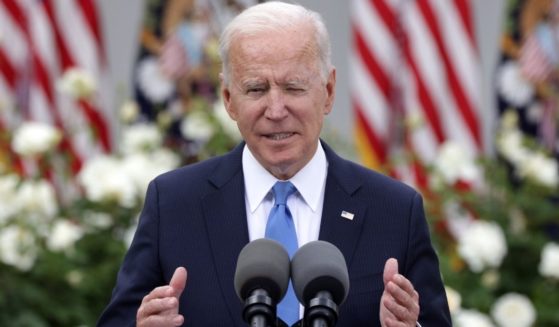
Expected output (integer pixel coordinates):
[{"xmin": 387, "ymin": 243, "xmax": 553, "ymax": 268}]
[
  {"xmin": 428, "ymin": 109, "xmax": 559, "ymax": 326},
  {"xmin": 79, "ymin": 122, "xmax": 180, "ymax": 208},
  {"xmin": 457, "ymin": 220, "xmax": 508, "ymax": 273},
  {"xmin": 0, "ymin": 26, "xmax": 239, "ymax": 323},
  {"xmin": 12, "ymin": 121, "xmax": 62, "ymax": 157},
  {"xmin": 491, "ymin": 293, "xmax": 536, "ymax": 327},
  {"xmin": 539, "ymin": 242, "xmax": 559, "ymax": 279}
]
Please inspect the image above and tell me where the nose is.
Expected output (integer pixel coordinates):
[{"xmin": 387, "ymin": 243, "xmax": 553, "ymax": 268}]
[{"xmin": 264, "ymin": 88, "xmax": 288, "ymax": 120}]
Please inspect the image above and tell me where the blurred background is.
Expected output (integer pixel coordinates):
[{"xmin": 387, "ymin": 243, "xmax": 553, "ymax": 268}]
[
  {"xmin": 0, "ymin": 0, "xmax": 557, "ymax": 326},
  {"xmin": 98, "ymin": 0, "xmax": 504, "ymax": 150}
]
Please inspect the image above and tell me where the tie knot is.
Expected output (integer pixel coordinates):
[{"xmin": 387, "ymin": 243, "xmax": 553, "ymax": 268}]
[{"xmin": 272, "ymin": 181, "xmax": 296, "ymax": 205}]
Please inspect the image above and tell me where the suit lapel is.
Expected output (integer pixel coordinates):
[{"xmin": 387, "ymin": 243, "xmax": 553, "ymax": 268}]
[
  {"xmin": 201, "ymin": 144, "xmax": 248, "ymax": 326},
  {"xmin": 198, "ymin": 142, "xmax": 367, "ymax": 324},
  {"xmin": 319, "ymin": 142, "xmax": 367, "ymax": 267}
]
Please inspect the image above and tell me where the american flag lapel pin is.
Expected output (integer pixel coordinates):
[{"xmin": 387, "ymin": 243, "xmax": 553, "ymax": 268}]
[{"xmin": 341, "ymin": 211, "xmax": 354, "ymax": 220}]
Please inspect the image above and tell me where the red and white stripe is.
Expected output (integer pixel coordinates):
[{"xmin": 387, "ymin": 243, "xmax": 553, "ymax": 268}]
[
  {"xmin": 352, "ymin": 0, "xmax": 483, "ymax": 187},
  {"xmin": 0, "ymin": 0, "xmax": 113, "ymax": 179}
]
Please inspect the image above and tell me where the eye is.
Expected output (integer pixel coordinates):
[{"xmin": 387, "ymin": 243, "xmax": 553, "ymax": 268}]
[
  {"xmin": 245, "ymin": 84, "xmax": 267, "ymax": 96},
  {"xmin": 247, "ymin": 88, "xmax": 265, "ymax": 94},
  {"xmin": 287, "ymin": 87, "xmax": 305, "ymax": 94}
]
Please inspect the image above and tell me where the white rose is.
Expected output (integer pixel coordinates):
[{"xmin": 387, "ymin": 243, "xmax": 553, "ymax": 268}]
[
  {"xmin": 12, "ymin": 122, "xmax": 62, "ymax": 157},
  {"xmin": 150, "ymin": 148, "xmax": 180, "ymax": 171},
  {"xmin": 517, "ymin": 152, "xmax": 558, "ymax": 189},
  {"xmin": 496, "ymin": 61, "xmax": 534, "ymax": 107},
  {"xmin": 16, "ymin": 179, "xmax": 58, "ymax": 224},
  {"xmin": 137, "ymin": 57, "xmax": 175, "ymax": 103},
  {"xmin": 180, "ymin": 110, "xmax": 214, "ymax": 141},
  {"xmin": 214, "ymin": 100, "xmax": 242, "ymax": 141},
  {"xmin": 122, "ymin": 153, "xmax": 159, "ymax": 195},
  {"xmin": 47, "ymin": 220, "xmax": 84, "ymax": 252},
  {"xmin": 0, "ymin": 174, "xmax": 20, "ymax": 224},
  {"xmin": 122, "ymin": 150, "xmax": 179, "ymax": 197},
  {"xmin": 433, "ymin": 141, "xmax": 480, "ymax": 184},
  {"xmin": 458, "ymin": 220, "xmax": 507, "ymax": 273},
  {"xmin": 445, "ymin": 286, "xmax": 462, "ymax": 314},
  {"xmin": 57, "ymin": 67, "xmax": 97, "ymax": 99},
  {"xmin": 496, "ymin": 129, "xmax": 530, "ymax": 166},
  {"xmin": 443, "ymin": 201, "xmax": 474, "ymax": 240},
  {"xmin": 121, "ymin": 123, "xmax": 163, "ymax": 155},
  {"xmin": 83, "ymin": 211, "xmax": 113, "ymax": 230},
  {"xmin": 0, "ymin": 225, "xmax": 38, "ymax": 271},
  {"xmin": 453, "ymin": 309, "xmax": 495, "ymax": 327},
  {"xmin": 491, "ymin": 293, "xmax": 536, "ymax": 327},
  {"xmin": 539, "ymin": 242, "xmax": 559, "ymax": 279},
  {"xmin": 78, "ymin": 155, "xmax": 138, "ymax": 208}
]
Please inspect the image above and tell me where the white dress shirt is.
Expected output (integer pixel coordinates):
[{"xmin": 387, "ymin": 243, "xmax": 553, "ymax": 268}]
[{"xmin": 242, "ymin": 142, "xmax": 328, "ymax": 248}]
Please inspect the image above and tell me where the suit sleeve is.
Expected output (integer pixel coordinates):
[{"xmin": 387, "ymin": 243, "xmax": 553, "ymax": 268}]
[
  {"xmin": 405, "ymin": 193, "xmax": 451, "ymax": 326},
  {"xmin": 97, "ymin": 181, "xmax": 165, "ymax": 327}
]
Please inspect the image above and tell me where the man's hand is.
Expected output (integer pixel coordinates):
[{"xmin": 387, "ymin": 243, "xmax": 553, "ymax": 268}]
[
  {"xmin": 379, "ymin": 258, "xmax": 420, "ymax": 327},
  {"xmin": 137, "ymin": 267, "xmax": 187, "ymax": 327}
]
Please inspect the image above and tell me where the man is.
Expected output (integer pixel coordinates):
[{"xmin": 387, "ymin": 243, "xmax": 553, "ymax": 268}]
[{"xmin": 98, "ymin": 2, "xmax": 451, "ymax": 326}]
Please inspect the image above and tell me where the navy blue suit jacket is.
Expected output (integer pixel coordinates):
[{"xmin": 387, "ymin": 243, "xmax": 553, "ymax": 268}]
[{"xmin": 98, "ymin": 142, "xmax": 451, "ymax": 326}]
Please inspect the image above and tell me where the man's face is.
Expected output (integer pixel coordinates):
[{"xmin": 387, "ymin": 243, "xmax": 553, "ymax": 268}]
[{"xmin": 221, "ymin": 25, "xmax": 336, "ymax": 180}]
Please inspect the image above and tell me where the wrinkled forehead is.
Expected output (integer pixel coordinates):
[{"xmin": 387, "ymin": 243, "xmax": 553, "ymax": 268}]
[{"xmin": 230, "ymin": 28, "xmax": 320, "ymax": 71}]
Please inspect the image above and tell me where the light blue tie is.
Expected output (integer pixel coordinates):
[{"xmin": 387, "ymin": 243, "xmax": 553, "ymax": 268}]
[{"xmin": 265, "ymin": 181, "xmax": 299, "ymax": 326}]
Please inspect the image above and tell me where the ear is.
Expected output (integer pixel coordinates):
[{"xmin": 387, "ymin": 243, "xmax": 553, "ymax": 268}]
[
  {"xmin": 323, "ymin": 67, "xmax": 336, "ymax": 115},
  {"xmin": 220, "ymin": 73, "xmax": 237, "ymax": 121}
]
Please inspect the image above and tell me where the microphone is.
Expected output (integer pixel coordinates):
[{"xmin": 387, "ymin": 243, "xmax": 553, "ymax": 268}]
[
  {"xmin": 234, "ymin": 238, "xmax": 291, "ymax": 327},
  {"xmin": 291, "ymin": 241, "xmax": 349, "ymax": 327}
]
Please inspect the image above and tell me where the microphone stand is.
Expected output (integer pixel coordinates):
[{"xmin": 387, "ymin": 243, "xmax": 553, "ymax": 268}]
[
  {"xmin": 303, "ymin": 291, "xmax": 338, "ymax": 327},
  {"xmin": 243, "ymin": 289, "xmax": 278, "ymax": 327}
]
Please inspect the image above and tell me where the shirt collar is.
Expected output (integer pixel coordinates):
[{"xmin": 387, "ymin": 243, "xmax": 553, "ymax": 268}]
[{"xmin": 242, "ymin": 142, "xmax": 328, "ymax": 213}]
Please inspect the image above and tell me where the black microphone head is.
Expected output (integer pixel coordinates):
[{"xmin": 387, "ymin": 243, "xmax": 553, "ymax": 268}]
[
  {"xmin": 291, "ymin": 240, "xmax": 350, "ymax": 306},
  {"xmin": 234, "ymin": 238, "xmax": 291, "ymax": 303}
]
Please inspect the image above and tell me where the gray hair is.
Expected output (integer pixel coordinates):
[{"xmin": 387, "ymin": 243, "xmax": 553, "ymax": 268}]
[{"xmin": 219, "ymin": 1, "xmax": 332, "ymax": 85}]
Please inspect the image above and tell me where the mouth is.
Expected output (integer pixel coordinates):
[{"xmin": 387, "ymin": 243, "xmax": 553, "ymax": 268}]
[{"xmin": 264, "ymin": 132, "xmax": 295, "ymax": 141}]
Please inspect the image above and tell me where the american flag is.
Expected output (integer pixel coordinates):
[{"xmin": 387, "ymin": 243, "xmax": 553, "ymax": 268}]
[
  {"xmin": 352, "ymin": 0, "xmax": 483, "ymax": 187},
  {"xmin": 0, "ymin": 0, "xmax": 113, "ymax": 179}
]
